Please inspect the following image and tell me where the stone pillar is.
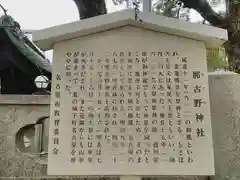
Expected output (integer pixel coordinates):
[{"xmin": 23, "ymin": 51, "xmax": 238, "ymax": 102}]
[
  {"xmin": 209, "ymin": 72, "xmax": 240, "ymax": 180},
  {"xmin": 142, "ymin": 0, "xmax": 152, "ymax": 12}
]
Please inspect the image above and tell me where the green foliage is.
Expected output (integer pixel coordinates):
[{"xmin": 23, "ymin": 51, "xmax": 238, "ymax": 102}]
[
  {"xmin": 233, "ymin": 0, "xmax": 240, "ymax": 5},
  {"xmin": 207, "ymin": 47, "xmax": 228, "ymax": 69}
]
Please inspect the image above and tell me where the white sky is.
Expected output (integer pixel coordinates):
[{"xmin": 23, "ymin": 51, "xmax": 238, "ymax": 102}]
[
  {"xmin": 0, "ymin": 0, "xmax": 225, "ymax": 29},
  {"xmin": 0, "ymin": 0, "xmax": 125, "ymax": 29},
  {"xmin": 0, "ymin": 0, "xmax": 225, "ymax": 60}
]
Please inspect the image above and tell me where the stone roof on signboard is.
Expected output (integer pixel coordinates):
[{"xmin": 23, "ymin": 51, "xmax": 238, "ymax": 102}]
[
  {"xmin": 33, "ymin": 9, "xmax": 228, "ymax": 51},
  {"xmin": 0, "ymin": 15, "xmax": 52, "ymax": 77}
]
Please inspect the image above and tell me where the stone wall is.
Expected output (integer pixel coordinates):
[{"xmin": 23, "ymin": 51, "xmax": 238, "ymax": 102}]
[
  {"xmin": 0, "ymin": 95, "xmax": 49, "ymax": 178},
  {"xmin": 0, "ymin": 72, "xmax": 239, "ymax": 179}
]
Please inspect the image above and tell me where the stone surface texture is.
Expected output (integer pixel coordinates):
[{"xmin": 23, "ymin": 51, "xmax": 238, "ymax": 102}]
[
  {"xmin": 50, "ymin": 25, "xmax": 213, "ymax": 176},
  {"xmin": 0, "ymin": 73, "xmax": 239, "ymax": 179}
]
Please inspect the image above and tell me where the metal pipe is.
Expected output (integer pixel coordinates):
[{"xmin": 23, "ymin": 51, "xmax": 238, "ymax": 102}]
[{"xmin": 143, "ymin": 0, "xmax": 152, "ymax": 12}]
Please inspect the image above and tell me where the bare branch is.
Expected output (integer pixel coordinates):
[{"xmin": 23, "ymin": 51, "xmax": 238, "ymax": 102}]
[
  {"xmin": 179, "ymin": 0, "xmax": 225, "ymax": 26},
  {"xmin": 162, "ymin": 0, "xmax": 178, "ymax": 16}
]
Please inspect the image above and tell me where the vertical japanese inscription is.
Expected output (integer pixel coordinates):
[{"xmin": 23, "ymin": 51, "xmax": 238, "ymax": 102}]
[
  {"xmin": 51, "ymin": 72, "xmax": 62, "ymax": 156},
  {"xmin": 49, "ymin": 48, "xmax": 212, "ymax": 175}
]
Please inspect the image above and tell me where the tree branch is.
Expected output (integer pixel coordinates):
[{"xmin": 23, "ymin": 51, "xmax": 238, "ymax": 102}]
[
  {"xmin": 163, "ymin": 0, "xmax": 178, "ymax": 17},
  {"xmin": 179, "ymin": 0, "xmax": 225, "ymax": 27},
  {"xmin": 225, "ymin": 0, "xmax": 231, "ymax": 15},
  {"xmin": 73, "ymin": 0, "xmax": 107, "ymax": 20}
]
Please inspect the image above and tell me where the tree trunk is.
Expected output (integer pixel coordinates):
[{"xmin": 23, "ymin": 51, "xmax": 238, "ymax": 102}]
[
  {"xmin": 224, "ymin": 3, "xmax": 240, "ymax": 73},
  {"xmin": 73, "ymin": 0, "xmax": 107, "ymax": 20}
]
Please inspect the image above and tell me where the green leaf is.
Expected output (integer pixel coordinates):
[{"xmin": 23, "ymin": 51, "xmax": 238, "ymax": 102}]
[{"xmin": 207, "ymin": 47, "xmax": 228, "ymax": 69}]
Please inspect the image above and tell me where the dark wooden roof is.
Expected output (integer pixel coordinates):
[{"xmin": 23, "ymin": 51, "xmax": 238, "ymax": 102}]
[
  {"xmin": 0, "ymin": 15, "xmax": 52, "ymax": 94},
  {"xmin": 0, "ymin": 15, "xmax": 52, "ymax": 77}
]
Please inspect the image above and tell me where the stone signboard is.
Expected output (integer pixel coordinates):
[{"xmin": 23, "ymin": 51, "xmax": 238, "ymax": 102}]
[{"xmin": 48, "ymin": 25, "xmax": 215, "ymax": 176}]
